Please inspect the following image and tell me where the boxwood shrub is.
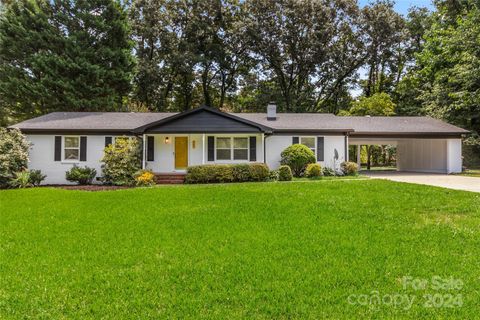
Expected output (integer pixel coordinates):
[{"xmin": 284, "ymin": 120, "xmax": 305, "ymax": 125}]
[
  {"xmin": 185, "ymin": 163, "xmax": 269, "ymax": 184},
  {"xmin": 341, "ymin": 161, "xmax": 359, "ymax": 176},
  {"xmin": 278, "ymin": 165, "xmax": 293, "ymax": 181},
  {"xmin": 305, "ymin": 163, "xmax": 322, "ymax": 178},
  {"xmin": 280, "ymin": 144, "xmax": 316, "ymax": 177}
]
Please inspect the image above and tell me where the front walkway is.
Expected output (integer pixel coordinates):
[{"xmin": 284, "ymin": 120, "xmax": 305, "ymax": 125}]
[{"xmin": 362, "ymin": 171, "xmax": 480, "ymax": 193}]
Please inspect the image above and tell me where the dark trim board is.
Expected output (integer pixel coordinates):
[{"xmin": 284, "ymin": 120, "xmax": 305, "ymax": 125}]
[
  {"xmin": 350, "ymin": 133, "xmax": 465, "ymax": 139},
  {"xmin": 20, "ymin": 130, "xmax": 135, "ymax": 135},
  {"xmin": 143, "ymin": 129, "xmax": 262, "ymax": 134},
  {"xmin": 21, "ymin": 131, "xmax": 464, "ymax": 140},
  {"xmin": 272, "ymin": 130, "xmax": 352, "ymax": 136}
]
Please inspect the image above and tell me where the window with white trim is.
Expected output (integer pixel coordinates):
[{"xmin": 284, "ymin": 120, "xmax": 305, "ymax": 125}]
[
  {"xmin": 233, "ymin": 137, "xmax": 248, "ymax": 160},
  {"xmin": 216, "ymin": 137, "xmax": 231, "ymax": 160},
  {"xmin": 64, "ymin": 136, "xmax": 80, "ymax": 160},
  {"xmin": 300, "ymin": 137, "xmax": 316, "ymax": 156},
  {"xmin": 215, "ymin": 137, "xmax": 249, "ymax": 161}
]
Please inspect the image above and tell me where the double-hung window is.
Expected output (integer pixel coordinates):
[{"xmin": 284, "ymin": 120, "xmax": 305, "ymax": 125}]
[
  {"xmin": 215, "ymin": 137, "xmax": 249, "ymax": 161},
  {"xmin": 216, "ymin": 137, "xmax": 231, "ymax": 160},
  {"xmin": 300, "ymin": 137, "xmax": 316, "ymax": 157},
  {"xmin": 233, "ymin": 138, "xmax": 248, "ymax": 160},
  {"xmin": 64, "ymin": 136, "xmax": 80, "ymax": 161}
]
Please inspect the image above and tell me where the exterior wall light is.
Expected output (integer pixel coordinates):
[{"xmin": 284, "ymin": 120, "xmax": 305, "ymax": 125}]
[{"xmin": 165, "ymin": 137, "xmax": 170, "ymax": 144}]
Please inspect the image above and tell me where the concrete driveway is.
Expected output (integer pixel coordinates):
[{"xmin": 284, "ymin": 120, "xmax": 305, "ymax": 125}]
[{"xmin": 362, "ymin": 171, "xmax": 480, "ymax": 193}]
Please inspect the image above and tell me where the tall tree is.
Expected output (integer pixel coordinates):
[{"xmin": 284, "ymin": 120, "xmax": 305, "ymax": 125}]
[
  {"xmin": 245, "ymin": 0, "xmax": 365, "ymax": 113},
  {"xmin": 413, "ymin": 0, "xmax": 480, "ymax": 139},
  {"xmin": 360, "ymin": 0, "xmax": 405, "ymax": 97},
  {"xmin": 130, "ymin": 0, "xmax": 251, "ymax": 111},
  {"xmin": 393, "ymin": 7, "xmax": 432, "ymax": 116},
  {"xmin": 0, "ymin": 0, "xmax": 134, "ymax": 124}
]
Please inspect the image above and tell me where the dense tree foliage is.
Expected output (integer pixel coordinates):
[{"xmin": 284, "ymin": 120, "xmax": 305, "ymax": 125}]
[
  {"xmin": 0, "ymin": 0, "xmax": 479, "ymax": 161},
  {"xmin": 409, "ymin": 0, "xmax": 480, "ymax": 142},
  {"xmin": 0, "ymin": 0, "xmax": 134, "ymax": 124},
  {"xmin": 339, "ymin": 92, "xmax": 396, "ymax": 116}
]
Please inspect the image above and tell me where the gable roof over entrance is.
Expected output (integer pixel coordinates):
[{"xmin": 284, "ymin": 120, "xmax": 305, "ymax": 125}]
[{"xmin": 133, "ymin": 106, "xmax": 270, "ymax": 133}]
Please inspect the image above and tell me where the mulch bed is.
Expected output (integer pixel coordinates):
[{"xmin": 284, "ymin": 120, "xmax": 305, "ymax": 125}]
[{"xmin": 43, "ymin": 185, "xmax": 132, "ymax": 191}]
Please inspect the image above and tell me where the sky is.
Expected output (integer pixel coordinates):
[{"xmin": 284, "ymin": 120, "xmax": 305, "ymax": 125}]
[{"xmin": 358, "ymin": 0, "xmax": 434, "ymax": 15}]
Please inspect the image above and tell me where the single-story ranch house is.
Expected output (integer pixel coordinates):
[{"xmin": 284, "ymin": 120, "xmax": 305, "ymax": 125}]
[{"xmin": 10, "ymin": 104, "xmax": 468, "ymax": 184}]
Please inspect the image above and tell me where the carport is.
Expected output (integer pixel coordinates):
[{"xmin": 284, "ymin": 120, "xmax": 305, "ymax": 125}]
[{"xmin": 341, "ymin": 116, "xmax": 469, "ymax": 174}]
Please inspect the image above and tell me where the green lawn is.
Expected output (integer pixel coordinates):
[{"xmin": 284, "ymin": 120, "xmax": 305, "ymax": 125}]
[{"xmin": 1, "ymin": 180, "xmax": 479, "ymax": 318}]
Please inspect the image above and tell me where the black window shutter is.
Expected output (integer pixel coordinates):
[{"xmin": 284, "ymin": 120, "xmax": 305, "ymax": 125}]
[
  {"xmin": 207, "ymin": 136, "xmax": 215, "ymax": 161},
  {"xmin": 105, "ymin": 136, "xmax": 112, "ymax": 147},
  {"xmin": 147, "ymin": 136, "xmax": 154, "ymax": 161},
  {"xmin": 317, "ymin": 137, "xmax": 324, "ymax": 161},
  {"xmin": 292, "ymin": 136, "xmax": 299, "ymax": 144},
  {"xmin": 54, "ymin": 136, "xmax": 61, "ymax": 161},
  {"xmin": 80, "ymin": 136, "xmax": 87, "ymax": 161},
  {"xmin": 249, "ymin": 136, "xmax": 257, "ymax": 162}
]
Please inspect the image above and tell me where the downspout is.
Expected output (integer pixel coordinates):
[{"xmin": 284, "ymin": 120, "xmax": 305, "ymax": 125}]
[
  {"xmin": 345, "ymin": 133, "xmax": 349, "ymax": 162},
  {"xmin": 261, "ymin": 133, "xmax": 265, "ymax": 163}
]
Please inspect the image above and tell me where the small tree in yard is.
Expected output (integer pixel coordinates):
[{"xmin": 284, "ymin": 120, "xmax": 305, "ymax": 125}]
[
  {"xmin": 0, "ymin": 128, "xmax": 30, "ymax": 188},
  {"xmin": 102, "ymin": 137, "xmax": 142, "ymax": 186},
  {"xmin": 280, "ymin": 144, "xmax": 316, "ymax": 177}
]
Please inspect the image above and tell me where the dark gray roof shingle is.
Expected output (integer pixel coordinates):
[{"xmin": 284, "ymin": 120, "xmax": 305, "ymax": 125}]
[
  {"xmin": 10, "ymin": 112, "xmax": 176, "ymax": 131},
  {"xmin": 10, "ymin": 110, "xmax": 468, "ymax": 135}
]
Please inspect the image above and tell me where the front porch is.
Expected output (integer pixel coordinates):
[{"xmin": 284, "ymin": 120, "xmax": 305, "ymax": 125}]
[
  {"xmin": 142, "ymin": 133, "xmax": 265, "ymax": 174},
  {"xmin": 135, "ymin": 106, "xmax": 268, "ymax": 174}
]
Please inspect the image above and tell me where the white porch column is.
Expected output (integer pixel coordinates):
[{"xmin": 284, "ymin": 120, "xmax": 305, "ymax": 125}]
[
  {"xmin": 356, "ymin": 145, "xmax": 361, "ymax": 170},
  {"xmin": 261, "ymin": 133, "xmax": 265, "ymax": 163},
  {"xmin": 142, "ymin": 134, "xmax": 146, "ymax": 169},
  {"xmin": 202, "ymin": 134, "xmax": 205, "ymax": 164}
]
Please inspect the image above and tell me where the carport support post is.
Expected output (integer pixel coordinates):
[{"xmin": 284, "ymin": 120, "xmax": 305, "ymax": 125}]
[
  {"xmin": 357, "ymin": 145, "xmax": 361, "ymax": 170},
  {"xmin": 142, "ymin": 134, "xmax": 146, "ymax": 170}
]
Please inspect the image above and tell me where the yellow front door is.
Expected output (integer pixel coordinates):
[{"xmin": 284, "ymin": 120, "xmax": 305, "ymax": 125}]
[{"xmin": 174, "ymin": 137, "xmax": 188, "ymax": 169}]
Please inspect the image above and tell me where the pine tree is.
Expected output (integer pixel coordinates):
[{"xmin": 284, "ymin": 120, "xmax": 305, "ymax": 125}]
[{"xmin": 0, "ymin": 0, "xmax": 134, "ymax": 124}]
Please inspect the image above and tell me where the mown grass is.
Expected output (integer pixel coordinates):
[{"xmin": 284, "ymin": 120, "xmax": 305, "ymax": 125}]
[{"xmin": 1, "ymin": 180, "xmax": 479, "ymax": 319}]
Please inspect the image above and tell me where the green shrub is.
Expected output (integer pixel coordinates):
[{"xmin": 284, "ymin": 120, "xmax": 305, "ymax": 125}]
[
  {"xmin": 29, "ymin": 169, "xmax": 46, "ymax": 186},
  {"xmin": 134, "ymin": 169, "xmax": 156, "ymax": 187},
  {"xmin": 341, "ymin": 161, "xmax": 359, "ymax": 176},
  {"xmin": 102, "ymin": 137, "xmax": 142, "ymax": 186},
  {"xmin": 232, "ymin": 164, "xmax": 251, "ymax": 182},
  {"xmin": 66, "ymin": 166, "xmax": 97, "ymax": 185},
  {"xmin": 185, "ymin": 163, "xmax": 270, "ymax": 184},
  {"xmin": 0, "ymin": 128, "xmax": 30, "ymax": 188},
  {"xmin": 280, "ymin": 144, "xmax": 316, "ymax": 177},
  {"xmin": 268, "ymin": 170, "xmax": 279, "ymax": 181},
  {"xmin": 322, "ymin": 167, "xmax": 336, "ymax": 176},
  {"xmin": 278, "ymin": 165, "xmax": 293, "ymax": 181},
  {"xmin": 9, "ymin": 171, "xmax": 32, "ymax": 188},
  {"xmin": 249, "ymin": 163, "xmax": 270, "ymax": 181},
  {"xmin": 305, "ymin": 163, "xmax": 322, "ymax": 178}
]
